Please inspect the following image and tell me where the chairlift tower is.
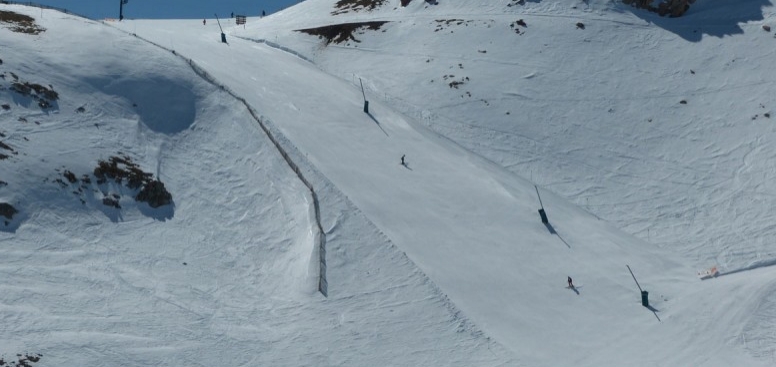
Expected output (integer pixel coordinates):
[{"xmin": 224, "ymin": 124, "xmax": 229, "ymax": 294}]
[{"xmin": 119, "ymin": 0, "xmax": 128, "ymax": 21}]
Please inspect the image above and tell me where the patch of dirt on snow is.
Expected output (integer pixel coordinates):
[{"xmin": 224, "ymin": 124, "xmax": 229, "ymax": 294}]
[
  {"xmin": 0, "ymin": 10, "xmax": 46, "ymax": 34},
  {"xmin": 433, "ymin": 19, "xmax": 494, "ymax": 33},
  {"xmin": 296, "ymin": 21, "xmax": 389, "ymax": 45},
  {"xmin": 332, "ymin": 0, "xmax": 387, "ymax": 15},
  {"xmin": 0, "ymin": 353, "xmax": 43, "ymax": 367},
  {"xmin": 622, "ymin": 0, "xmax": 695, "ymax": 17}
]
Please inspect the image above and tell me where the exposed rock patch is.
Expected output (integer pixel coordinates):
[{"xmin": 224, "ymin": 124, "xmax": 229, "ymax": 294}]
[
  {"xmin": 0, "ymin": 353, "xmax": 42, "ymax": 367},
  {"xmin": 0, "ymin": 202, "xmax": 17, "ymax": 220},
  {"xmin": 0, "ymin": 10, "xmax": 46, "ymax": 34},
  {"xmin": 136, "ymin": 180, "xmax": 172, "ymax": 208},
  {"xmin": 2, "ymin": 72, "xmax": 59, "ymax": 110},
  {"xmin": 622, "ymin": 0, "xmax": 696, "ymax": 17},
  {"xmin": 56, "ymin": 154, "xmax": 173, "ymax": 212},
  {"xmin": 332, "ymin": 0, "xmax": 388, "ymax": 15},
  {"xmin": 297, "ymin": 21, "xmax": 389, "ymax": 45}
]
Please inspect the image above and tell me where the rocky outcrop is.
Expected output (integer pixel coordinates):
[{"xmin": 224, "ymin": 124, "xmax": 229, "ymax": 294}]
[
  {"xmin": 135, "ymin": 180, "xmax": 172, "ymax": 208},
  {"xmin": 622, "ymin": 0, "xmax": 696, "ymax": 17},
  {"xmin": 65, "ymin": 155, "xmax": 173, "ymax": 210},
  {"xmin": 0, "ymin": 202, "xmax": 17, "ymax": 220}
]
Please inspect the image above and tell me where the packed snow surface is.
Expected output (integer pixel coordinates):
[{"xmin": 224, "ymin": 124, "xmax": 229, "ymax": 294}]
[{"xmin": 2, "ymin": 0, "xmax": 776, "ymax": 366}]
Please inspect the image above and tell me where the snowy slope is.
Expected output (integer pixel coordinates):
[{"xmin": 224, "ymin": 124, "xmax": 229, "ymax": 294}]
[
  {"xmin": 2, "ymin": 1, "xmax": 776, "ymax": 366},
  {"xmin": 118, "ymin": 1, "xmax": 774, "ymax": 366},
  {"xmin": 0, "ymin": 5, "xmax": 512, "ymax": 366},
  {"xmin": 115, "ymin": 14, "xmax": 676, "ymax": 366},
  {"xmin": 227, "ymin": 2, "xmax": 776, "ymax": 363},
  {"xmin": 240, "ymin": 0, "xmax": 776, "ymax": 274}
]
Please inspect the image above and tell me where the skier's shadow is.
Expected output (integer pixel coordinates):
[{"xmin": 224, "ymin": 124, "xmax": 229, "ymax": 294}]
[
  {"xmin": 568, "ymin": 286, "xmax": 580, "ymax": 295},
  {"xmin": 401, "ymin": 162, "xmax": 413, "ymax": 171}
]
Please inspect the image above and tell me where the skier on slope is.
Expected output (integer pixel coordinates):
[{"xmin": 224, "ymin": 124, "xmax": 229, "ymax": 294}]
[
  {"xmin": 567, "ymin": 276, "xmax": 574, "ymax": 288},
  {"xmin": 401, "ymin": 154, "xmax": 406, "ymax": 165}
]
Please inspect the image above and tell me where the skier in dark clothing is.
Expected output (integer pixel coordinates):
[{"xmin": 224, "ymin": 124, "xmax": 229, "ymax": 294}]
[
  {"xmin": 567, "ymin": 276, "xmax": 573, "ymax": 288},
  {"xmin": 401, "ymin": 154, "xmax": 405, "ymax": 165}
]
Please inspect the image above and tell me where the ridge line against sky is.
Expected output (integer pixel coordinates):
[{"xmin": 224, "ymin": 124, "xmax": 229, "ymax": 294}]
[{"xmin": 11, "ymin": 0, "xmax": 303, "ymax": 20}]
